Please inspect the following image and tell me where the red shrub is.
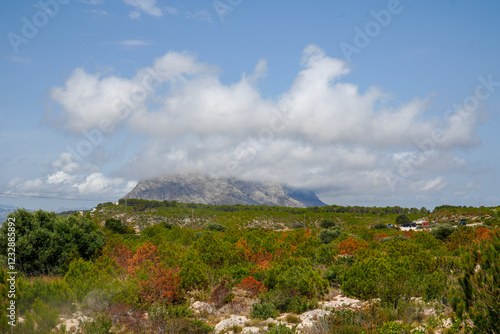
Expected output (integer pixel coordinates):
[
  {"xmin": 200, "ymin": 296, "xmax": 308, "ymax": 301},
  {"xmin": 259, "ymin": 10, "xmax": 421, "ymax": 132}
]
[{"xmin": 235, "ymin": 276, "xmax": 266, "ymax": 297}]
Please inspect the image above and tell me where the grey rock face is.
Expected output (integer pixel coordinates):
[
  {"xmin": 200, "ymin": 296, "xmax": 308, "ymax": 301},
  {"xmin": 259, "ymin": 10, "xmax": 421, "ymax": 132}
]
[{"xmin": 123, "ymin": 174, "xmax": 325, "ymax": 208}]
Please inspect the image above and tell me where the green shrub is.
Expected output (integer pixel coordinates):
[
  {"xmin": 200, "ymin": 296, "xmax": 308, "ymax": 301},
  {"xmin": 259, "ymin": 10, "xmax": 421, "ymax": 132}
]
[
  {"xmin": 331, "ymin": 324, "xmax": 366, "ymax": 334},
  {"xmin": 167, "ymin": 318, "xmax": 213, "ymax": 334},
  {"xmin": 373, "ymin": 223, "xmax": 388, "ymax": 229},
  {"xmin": 15, "ymin": 300, "xmax": 60, "ymax": 334},
  {"xmin": 0, "ymin": 209, "xmax": 105, "ymax": 275},
  {"xmin": 315, "ymin": 243, "xmax": 338, "ymax": 265},
  {"xmin": 206, "ymin": 223, "xmax": 227, "ymax": 232},
  {"xmin": 451, "ymin": 238, "xmax": 500, "ymax": 333},
  {"xmin": 179, "ymin": 252, "xmax": 210, "ymax": 290},
  {"xmin": 395, "ymin": 214, "xmax": 411, "ymax": 226},
  {"xmin": 260, "ymin": 289, "xmax": 317, "ymax": 314},
  {"xmin": 376, "ymin": 321, "xmax": 406, "ymax": 334},
  {"xmin": 268, "ymin": 324, "xmax": 295, "ymax": 334},
  {"xmin": 149, "ymin": 303, "xmax": 194, "ymax": 321},
  {"xmin": 17, "ymin": 276, "xmax": 74, "ymax": 314},
  {"xmin": 319, "ymin": 219, "xmax": 336, "ymax": 229},
  {"xmin": 162, "ymin": 221, "xmax": 174, "ymax": 229},
  {"xmin": 104, "ymin": 218, "xmax": 129, "ymax": 234},
  {"xmin": 324, "ymin": 265, "xmax": 345, "ymax": 285},
  {"xmin": 285, "ymin": 314, "xmax": 301, "ymax": 324},
  {"xmin": 80, "ymin": 314, "xmax": 113, "ymax": 334},
  {"xmin": 430, "ymin": 224, "xmax": 456, "ymax": 241},
  {"xmin": 265, "ymin": 258, "xmax": 328, "ymax": 300},
  {"xmin": 250, "ymin": 302, "xmax": 279, "ymax": 319},
  {"xmin": 318, "ymin": 228, "xmax": 342, "ymax": 244}
]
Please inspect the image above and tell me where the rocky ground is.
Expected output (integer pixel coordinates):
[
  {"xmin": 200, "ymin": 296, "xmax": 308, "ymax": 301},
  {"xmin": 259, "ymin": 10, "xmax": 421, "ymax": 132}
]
[{"xmin": 52, "ymin": 290, "xmax": 457, "ymax": 333}]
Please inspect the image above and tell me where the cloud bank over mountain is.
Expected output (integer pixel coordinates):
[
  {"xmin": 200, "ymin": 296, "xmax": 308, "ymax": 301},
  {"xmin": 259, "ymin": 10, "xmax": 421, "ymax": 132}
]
[{"xmin": 9, "ymin": 45, "xmax": 483, "ymax": 204}]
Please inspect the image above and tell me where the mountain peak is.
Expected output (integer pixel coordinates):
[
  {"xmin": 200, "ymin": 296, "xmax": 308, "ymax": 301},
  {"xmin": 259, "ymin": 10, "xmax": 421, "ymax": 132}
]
[{"xmin": 123, "ymin": 174, "xmax": 325, "ymax": 208}]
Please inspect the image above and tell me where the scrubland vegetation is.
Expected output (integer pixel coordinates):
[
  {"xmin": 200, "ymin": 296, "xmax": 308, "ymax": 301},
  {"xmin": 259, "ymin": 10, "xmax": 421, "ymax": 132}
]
[{"xmin": 0, "ymin": 203, "xmax": 499, "ymax": 333}]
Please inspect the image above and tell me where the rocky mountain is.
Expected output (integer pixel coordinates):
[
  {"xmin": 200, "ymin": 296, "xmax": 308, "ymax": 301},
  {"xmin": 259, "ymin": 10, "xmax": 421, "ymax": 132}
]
[{"xmin": 123, "ymin": 174, "xmax": 326, "ymax": 208}]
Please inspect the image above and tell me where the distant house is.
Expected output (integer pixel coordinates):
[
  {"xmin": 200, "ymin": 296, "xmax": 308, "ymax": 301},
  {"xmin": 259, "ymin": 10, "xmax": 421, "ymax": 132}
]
[{"xmin": 415, "ymin": 219, "xmax": 428, "ymax": 227}]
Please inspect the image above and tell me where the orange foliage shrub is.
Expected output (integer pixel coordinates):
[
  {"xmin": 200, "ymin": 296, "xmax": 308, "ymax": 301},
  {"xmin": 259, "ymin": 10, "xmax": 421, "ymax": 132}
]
[
  {"xmin": 402, "ymin": 231, "xmax": 414, "ymax": 239},
  {"xmin": 235, "ymin": 276, "xmax": 266, "ymax": 297},
  {"xmin": 112, "ymin": 244, "xmax": 134, "ymax": 270},
  {"xmin": 138, "ymin": 265, "xmax": 181, "ymax": 304},
  {"xmin": 337, "ymin": 237, "xmax": 368, "ymax": 256},
  {"xmin": 374, "ymin": 233, "xmax": 388, "ymax": 242},
  {"xmin": 127, "ymin": 241, "xmax": 159, "ymax": 275},
  {"xmin": 474, "ymin": 227, "xmax": 492, "ymax": 243},
  {"xmin": 235, "ymin": 238, "xmax": 272, "ymax": 264}
]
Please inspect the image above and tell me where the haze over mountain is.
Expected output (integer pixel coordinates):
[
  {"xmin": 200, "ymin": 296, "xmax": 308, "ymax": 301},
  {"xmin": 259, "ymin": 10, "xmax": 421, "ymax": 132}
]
[{"xmin": 123, "ymin": 174, "xmax": 325, "ymax": 208}]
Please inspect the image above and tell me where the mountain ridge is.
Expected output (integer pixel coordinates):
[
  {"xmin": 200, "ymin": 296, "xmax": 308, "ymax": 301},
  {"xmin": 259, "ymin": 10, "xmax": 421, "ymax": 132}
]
[{"xmin": 123, "ymin": 174, "xmax": 326, "ymax": 208}]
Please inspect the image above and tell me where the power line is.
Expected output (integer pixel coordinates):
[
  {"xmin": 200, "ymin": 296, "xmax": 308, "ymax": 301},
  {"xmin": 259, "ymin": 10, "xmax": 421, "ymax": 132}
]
[{"xmin": 0, "ymin": 192, "xmax": 112, "ymax": 202}]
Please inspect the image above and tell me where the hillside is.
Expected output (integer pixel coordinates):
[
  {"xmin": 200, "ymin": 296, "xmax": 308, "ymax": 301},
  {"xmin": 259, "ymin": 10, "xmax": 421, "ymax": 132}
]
[{"xmin": 123, "ymin": 174, "xmax": 326, "ymax": 208}]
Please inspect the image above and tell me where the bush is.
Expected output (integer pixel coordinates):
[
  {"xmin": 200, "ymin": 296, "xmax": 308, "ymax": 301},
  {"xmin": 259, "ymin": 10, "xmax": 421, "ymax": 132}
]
[
  {"xmin": 451, "ymin": 238, "xmax": 500, "ymax": 333},
  {"xmin": 373, "ymin": 223, "xmax": 388, "ymax": 230},
  {"xmin": 206, "ymin": 223, "xmax": 227, "ymax": 232},
  {"xmin": 430, "ymin": 224, "xmax": 456, "ymax": 241},
  {"xmin": 235, "ymin": 276, "xmax": 266, "ymax": 297},
  {"xmin": 250, "ymin": 302, "xmax": 279, "ymax": 319},
  {"xmin": 104, "ymin": 218, "xmax": 130, "ymax": 234},
  {"xmin": 331, "ymin": 324, "xmax": 366, "ymax": 334},
  {"xmin": 149, "ymin": 303, "xmax": 194, "ymax": 321},
  {"xmin": 260, "ymin": 289, "xmax": 317, "ymax": 314},
  {"xmin": 17, "ymin": 276, "xmax": 74, "ymax": 314},
  {"xmin": 162, "ymin": 221, "xmax": 174, "ymax": 229},
  {"xmin": 210, "ymin": 281, "xmax": 231, "ymax": 308},
  {"xmin": 285, "ymin": 314, "xmax": 300, "ymax": 324},
  {"xmin": 324, "ymin": 265, "xmax": 345, "ymax": 286},
  {"xmin": 14, "ymin": 300, "xmax": 60, "ymax": 334},
  {"xmin": 0, "ymin": 209, "xmax": 105, "ymax": 275},
  {"xmin": 179, "ymin": 254, "xmax": 210, "ymax": 291},
  {"xmin": 268, "ymin": 324, "xmax": 295, "ymax": 334},
  {"xmin": 80, "ymin": 314, "xmax": 113, "ymax": 334},
  {"xmin": 318, "ymin": 228, "xmax": 342, "ymax": 244},
  {"xmin": 265, "ymin": 258, "xmax": 328, "ymax": 299},
  {"xmin": 395, "ymin": 214, "xmax": 411, "ymax": 226},
  {"xmin": 320, "ymin": 219, "xmax": 336, "ymax": 229},
  {"xmin": 376, "ymin": 321, "xmax": 406, "ymax": 334}
]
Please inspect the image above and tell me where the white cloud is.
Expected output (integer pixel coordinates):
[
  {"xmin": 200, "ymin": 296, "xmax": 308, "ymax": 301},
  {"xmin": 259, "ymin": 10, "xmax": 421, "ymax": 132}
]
[
  {"xmin": 185, "ymin": 10, "xmax": 213, "ymax": 23},
  {"xmin": 84, "ymin": 9, "xmax": 109, "ymax": 16},
  {"xmin": 79, "ymin": 0, "xmax": 104, "ymax": 4},
  {"xmin": 4, "ymin": 153, "xmax": 134, "ymax": 200},
  {"xmin": 164, "ymin": 7, "xmax": 178, "ymax": 15},
  {"xmin": 116, "ymin": 39, "xmax": 154, "ymax": 46},
  {"xmin": 10, "ymin": 55, "xmax": 31, "ymax": 64},
  {"xmin": 129, "ymin": 11, "xmax": 141, "ymax": 19},
  {"xmin": 47, "ymin": 45, "xmax": 484, "ymax": 203},
  {"xmin": 123, "ymin": 0, "xmax": 162, "ymax": 17},
  {"xmin": 411, "ymin": 176, "xmax": 445, "ymax": 193}
]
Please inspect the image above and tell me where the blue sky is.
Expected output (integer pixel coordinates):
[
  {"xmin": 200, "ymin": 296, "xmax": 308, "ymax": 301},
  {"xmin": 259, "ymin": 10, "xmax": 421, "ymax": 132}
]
[{"xmin": 1, "ymin": 0, "xmax": 499, "ymax": 211}]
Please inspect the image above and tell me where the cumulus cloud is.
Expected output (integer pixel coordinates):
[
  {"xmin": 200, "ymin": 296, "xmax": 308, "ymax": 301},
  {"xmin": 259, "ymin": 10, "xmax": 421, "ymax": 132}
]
[
  {"xmin": 185, "ymin": 10, "xmax": 213, "ymax": 23},
  {"xmin": 4, "ymin": 153, "xmax": 135, "ymax": 200},
  {"xmin": 123, "ymin": 0, "xmax": 162, "ymax": 17},
  {"xmin": 46, "ymin": 45, "xmax": 484, "ymax": 203},
  {"xmin": 116, "ymin": 39, "xmax": 154, "ymax": 46}
]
